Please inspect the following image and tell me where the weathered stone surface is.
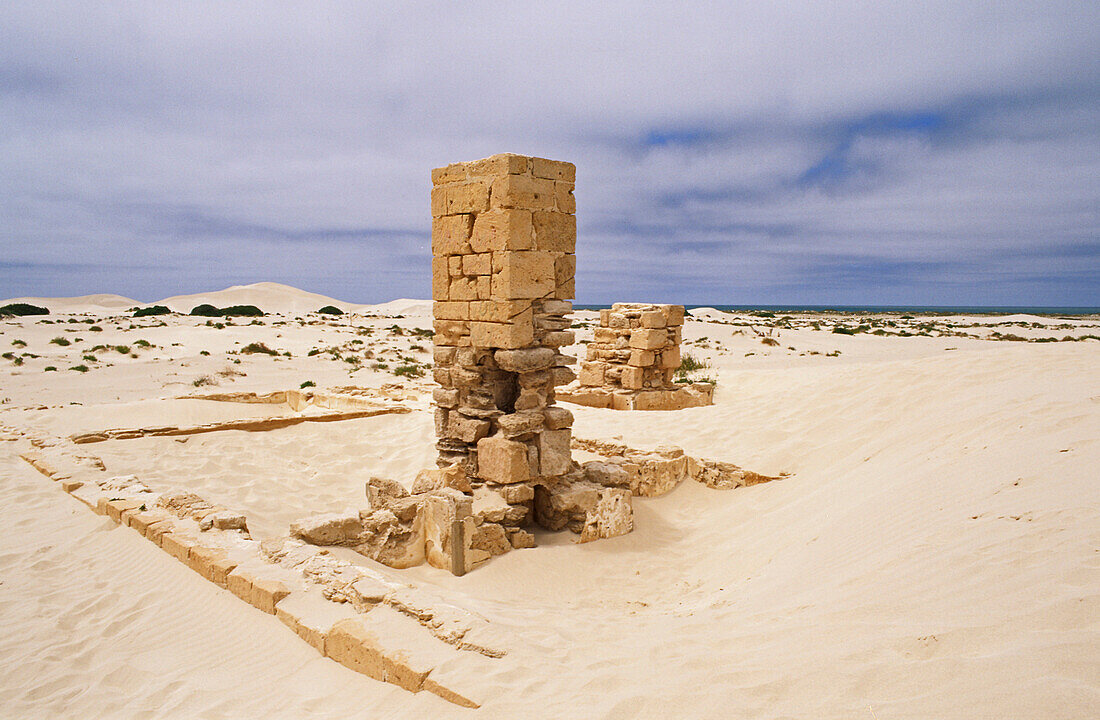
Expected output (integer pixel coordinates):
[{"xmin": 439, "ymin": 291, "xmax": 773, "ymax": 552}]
[
  {"xmin": 579, "ymin": 487, "xmax": 633, "ymax": 543},
  {"xmin": 536, "ymin": 429, "xmax": 572, "ymax": 477},
  {"xmin": 470, "ymin": 522, "xmax": 511, "ymax": 556},
  {"xmin": 542, "ymin": 405, "xmax": 574, "ymax": 430},
  {"xmin": 476, "ymin": 436, "xmax": 530, "ymax": 484},
  {"xmin": 290, "ymin": 512, "xmax": 363, "ymax": 546},
  {"xmin": 356, "ymin": 508, "xmax": 425, "ymax": 569},
  {"xmin": 583, "ymin": 461, "xmax": 630, "ymax": 488},
  {"xmin": 366, "ymin": 476, "xmax": 409, "ymax": 509},
  {"xmin": 422, "ymin": 488, "xmax": 476, "ymax": 573},
  {"xmin": 495, "ymin": 347, "xmax": 555, "ymax": 372},
  {"xmin": 497, "ymin": 411, "xmax": 544, "ymax": 438}
]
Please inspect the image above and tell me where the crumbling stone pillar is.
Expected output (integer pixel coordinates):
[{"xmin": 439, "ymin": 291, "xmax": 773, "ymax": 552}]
[
  {"xmin": 430, "ymin": 153, "xmax": 577, "ymax": 492},
  {"xmin": 559, "ymin": 303, "xmax": 714, "ymax": 410}
]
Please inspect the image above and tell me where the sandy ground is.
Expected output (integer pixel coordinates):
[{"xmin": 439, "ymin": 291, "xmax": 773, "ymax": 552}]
[{"xmin": 1, "ymin": 284, "xmax": 1098, "ymax": 718}]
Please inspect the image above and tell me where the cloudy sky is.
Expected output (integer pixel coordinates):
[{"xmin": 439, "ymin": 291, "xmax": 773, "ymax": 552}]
[{"xmin": 2, "ymin": 2, "xmax": 1098, "ymax": 306}]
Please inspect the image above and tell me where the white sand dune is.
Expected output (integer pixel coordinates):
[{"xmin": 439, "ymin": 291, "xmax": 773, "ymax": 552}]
[
  {"xmin": 1, "ymin": 291, "xmax": 1098, "ymax": 718},
  {"xmin": 356, "ymin": 298, "xmax": 433, "ymax": 316},
  {"xmin": 155, "ymin": 282, "xmax": 355, "ymax": 315},
  {"xmin": 0, "ymin": 292, "xmax": 139, "ymax": 313}
]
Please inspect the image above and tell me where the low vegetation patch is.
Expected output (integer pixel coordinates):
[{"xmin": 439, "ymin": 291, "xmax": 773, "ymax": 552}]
[
  {"xmin": 50, "ymin": 336, "xmax": 71, "ymax": 346},
  {"xmin": 0, "ymin": 303, "xmax": 49, "ymax": 317},
  {"xmin": 317, "ymin": 305, "xmax": 343, "ymax": 315},
  {"xmin": 241, "ymin": 341, "xmax": 278, "ymax": 355},
  {"xmin": 133, "ymin": 305, "xmax": 171, "ymax": 317},
  {"xmin": 299, "ymin": 380, "xmax": 316, "ymax": 388},
  {"xmin": 190, "ymin": 304, "xmax": 264, "ymax": 317},
  {"xmin": 70, "ymin": 364, "xmax": 89, "ymax": 373}
]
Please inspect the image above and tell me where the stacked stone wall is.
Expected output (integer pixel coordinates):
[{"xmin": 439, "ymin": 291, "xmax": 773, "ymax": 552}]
[
  {"xmin": 430, "ymin": 153, "xmax": 578, "ymax": 490},
  {"xmin": 579, "ymin": 303, "xmax": 685, "ymax": 391}
]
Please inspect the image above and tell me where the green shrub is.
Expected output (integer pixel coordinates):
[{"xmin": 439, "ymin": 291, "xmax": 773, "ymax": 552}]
[
  {"xmin": 199, "ymin": 350, "xmax": 210, "ymax": 356},
  {"xmin": 832, "ymin": 326, "xmax": 856, "ymax": 335},
  {"xmin": 134, "ymin": 339, "xmax": 152, "ymax": 348},
  {"xmin": 0, "ymin": 303, "xmax": 48, "ymax": 317},
  {"xmin": 115, "ymin": 345, "xmax": 130, "ymax": 354},
  {"xmin": 192, "ymin": 375, "xmax": 216, "ymax": 387},
  {"xmin": 678, "ymin": 352, "xmax": 707, "ymax": 373},
  {"xmin": 190, "ymin": 304, "xmax": 221, "ymax": 317},
  {"xmin": 761, "ymin": 337, "xmax": 780, "ymax": 346},
  {"xmin": 71, "ymin": 364, "xmax": 89, "ymax": 373},
  {"xmin": 300, "ymin": 380, "xmax": 316, "ymax": 388},
  {"xmin": 50, "ymin": 336, "xmax": 71, "ymax": 346},
  {"xmin": 134, "ymin": 305, "xmax": 171, "ymax": 317},
  {"xmin": 393, "ymin": 364, "xmax": 424, "ymax": 378},
  {"xmin": 11, "ymin": 339, "xmax": 27, "ymax": 348},
  {"xmin": 241, "ymin": 341, "xmax": 278, "ymax": 355},
  {"xmin": 82, "ymin": 354, "xmax": 97, "ymax": 362},
  {"xmin": 44, "ymin": 365, "xmax": 57, "ymax": 371},
  {"xmin": 317, "ymin": 305, "xmax": 343, "ymax": 315},
  {"xmin": 89, "ymin": 325, "xmax": 103, "ymax": 332},
  {"xmin": 307, "ymin": 348, "xmax": 320, "ymax": 356},
  {"xmin": 1, "ymin": 352, "xmax": 12, "ymax": 360}
]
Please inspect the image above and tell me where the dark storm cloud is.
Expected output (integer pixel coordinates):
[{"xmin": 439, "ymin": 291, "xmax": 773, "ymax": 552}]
[{"xmin": 1, "ymin": 1, "xmax": 1097, "ymax": 305}]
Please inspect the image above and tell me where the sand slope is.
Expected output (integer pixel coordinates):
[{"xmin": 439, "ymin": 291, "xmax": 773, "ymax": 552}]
[
  {"xmin": 155, "ymin": 282, "xmax": 354, "ymax": 315},
  {"xmin": 0, "ymin": 293, "xmax": 139, "ymax": 313}
]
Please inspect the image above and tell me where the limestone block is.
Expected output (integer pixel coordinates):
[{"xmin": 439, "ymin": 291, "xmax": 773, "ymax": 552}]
[
  {"xmin": 275, "ymin": 592, "xmax": 359, "ymax": 655},
  {"xmin": 432, "ymin": 319, "xmax": 468, "ymax": 346},
  {"xmin": 629, "ymin": 454, "xmax": 689, "ymax": 497},
  {"xmin": 608, "ymin": 313, "xmax": 628, "ymax": 328},
  {"xmin": 665, "ymin": 305, "xmax": 686, "ymax": 326},
  {"xmin": 431, "ymin": 163, "xmax": 467, "ymax": 184},
  {"xmin": 490, "ymin": 174, "xmax": 556, "ymax": 211},
  {"xmin": 579, "ymin": 488, "xmax": 633, "ymax": 543},
  {"xmin": 431, "ymin": 214, "xmax": 473, "ymax": 255},
  {"xmin": 447, "ymin": 256, "xmax": 462, "ymax": 276},
  {"xmin": 432, "ymin": 301, "xmax": 468, "ymax": 321},
  {"xmin": 433, "ymin": 387, "xmax": 459, "ymax": 408},
  {"xmin": 469, "ymin": 299, "xmax": 532, "ymax": 324},
  {"xmin": 659, "ymin": 345, "xmax": 681, "ymax": 369},
  {"xmin": 556, "ymin": 388, "xmax": 613, "ymax": 408},
  {"xmin": 462, "ymin": 252, "xmax": 492, "ymax": 276},
  {"xmin": 629, "ymin": 328, "xmax": 668, "ymax": 350},
  {"xmin": 543, "ymin": 405, "xmax": 574, "ymax": 430},
  {"xmin": 365, "ymin": 476, "xmax": 410, "ymax": 510},
  {"xmin": 470, "ymin": 320, "xmax": 533, "ymax": 349},
  {"xmin": 326, "ymin": 616, "xmax": 386, "ymax": 681},
  {"xmin": 105, "ymin": 498, "xmax": 146, "ymax": 524},
  {"xmin": 554, "ymin": 181, "xmax": 576, "ymax": 213},
  {"xmin": 446, "ymin": 414, "xmax": 491, "ymax": 443},
  {"xmin": 499, "ymin": 483, "xmax": 535, "ymax": 504},
  {"xmin": 494, "ymin": 347, "xmax": 555, "ymax": 372},
  {"xmin": 542, "ymin": 330, "xmax": 574, "ymax": 347},
  {"xmin": 144, "ymin": 520, "xmax": 176, "ymax": 546},
  {"xmin": 187, "ymin": 545, "xmax": 228, "ymax": 582},
  {"xmin": 578, "ymin": 361, "xmax": 606, "ymax": 386},
  {"xmin": 471, "ymin": 522, "xmax": 511, "ymax": 556},
  {"xmin": 467, "ymin": 152, "xmax": 528, "ymax": 177},
  {"xmin": 534, "ymin": 480, "xmax": 600, "ymax": 531},
  {"xmin": 497, "ymin": 411, "xmax": 544, "ymax": 438},
  {"xmin": 357, "ymin": 508, "xmax": 427, "ymax": 569},
  {"xmin": 127, "ymin": 509, "xmax": 169, "ymax": 535},
  {"xmin": 207, "ymin": 553, "xmax": 239, "ymax": 587},
  {"xmin": 628, "ymin": 349, "xmax": 655, "ymax": 366},
  {"xmin": 250, "ymin": 576, "xmax": 292, "ymax": 614},
  {"xmin": 530, "ymin": 157, "xmax": 576, "ymax": 181},
  {"xmin": 430, "ymin": 180, "xmax": 490, "ymax": 216},
  {"xmin": 433, "ymin": 346, "xmax": 456, "ymax": 366},
  {"xmin": 550, "ymin": 366, "xmax": 576, "ymax": 387},
  {"xmin": 532, "ymin": 211, "xmax": 576, "ymax": 253},
  {"xmin": 431, "ymin": 257, "xmax": 449, "ymax": 300},
  {"xmin": 476, "ymin": 436, "xmax": 530, "ymax": 485},
  {"xmin": 211, "ymin": 511, "xmax": 248, "ymax": 532},
  {"xmin": 541, "ymin": 299, "xmax": 572, "ymax": 315},
  {"xmin": 447, "ymin": 276, "xmax": 480, "ymax": 301},
  {"xmin": 290, "ymin": 512, "xmax": 363, "ymax": 545},
  {"xmin": 161, "ymin": 533, "xmax": 194, "ymax": 563},
  {"xmin": 422, "ymin": 488, "xmax": 474, "ymax": 573},
  {"xmin": 640, "ymin": 310, "xmax": 666, "ymax": 328},
  {"xmin": 508, "ymin": 529, "xmax": 536, "ymax": 549},
  {"xmin": 490, "ymin": 251, "xmax": 555, "ymax": 299},
  {"xmin": 469, "ymin": 209, "xmax": 534, "ymax": 252},
  {"xmin": 620, "ymin": 366, "xmax": 645, "ymax": 390},
  {"xmin": 583, "ymin": 461, "xmax": 630, "ymax": 488},
  {"xmin": 432, "ymin": 367, "xmax": 451, "ymax": 386},
  {"xmin": 359, "ymin": 606, "xmax": 463, "ymax": 692},
  {"xmin": 554, "ymin": 254, "xmax": 576, "ymax": 292},
  {"xmin": 537, "ymin": 429, "xmax": 572, "ymax": 477},
  {"xmin": 226, "ymin": 569, "xmax": 254, "ymax": 603}
]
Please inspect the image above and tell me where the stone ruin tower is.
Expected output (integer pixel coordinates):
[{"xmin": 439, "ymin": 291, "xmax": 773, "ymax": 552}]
[{"xmin": 430, "ymin": 153, "xmax": 577, "ymax": 493}]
